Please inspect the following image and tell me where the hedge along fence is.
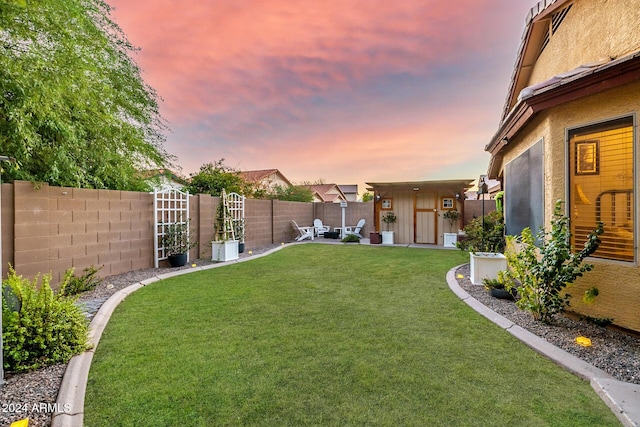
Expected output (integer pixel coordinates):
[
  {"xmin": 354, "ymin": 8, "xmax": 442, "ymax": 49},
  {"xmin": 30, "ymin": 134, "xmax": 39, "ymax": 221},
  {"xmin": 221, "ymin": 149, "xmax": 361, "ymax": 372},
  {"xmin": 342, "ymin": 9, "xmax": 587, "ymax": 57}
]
[{"xmin": 1, "ymin": 181, "xmax": 374, "ymax": 287}]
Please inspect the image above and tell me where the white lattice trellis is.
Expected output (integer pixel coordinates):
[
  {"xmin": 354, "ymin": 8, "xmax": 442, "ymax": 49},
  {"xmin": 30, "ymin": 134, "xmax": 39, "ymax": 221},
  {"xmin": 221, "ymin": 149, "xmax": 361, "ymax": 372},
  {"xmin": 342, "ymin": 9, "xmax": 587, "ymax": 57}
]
[
  {"xmin": 154, "ymin": 188, "xmax": 190, "ymax": 268},
  {"xmin": 228, "ymin": 192, "xmax": 245, "ymax": 242}
]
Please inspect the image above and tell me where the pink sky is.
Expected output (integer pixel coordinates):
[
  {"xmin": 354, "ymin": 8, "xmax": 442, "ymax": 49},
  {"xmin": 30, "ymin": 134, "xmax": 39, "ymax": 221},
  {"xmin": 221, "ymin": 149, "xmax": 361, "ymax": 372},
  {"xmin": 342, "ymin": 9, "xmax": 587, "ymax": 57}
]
[{"xmin": 107, "ymin": 0, "xmax": 534, "ymax": 193}]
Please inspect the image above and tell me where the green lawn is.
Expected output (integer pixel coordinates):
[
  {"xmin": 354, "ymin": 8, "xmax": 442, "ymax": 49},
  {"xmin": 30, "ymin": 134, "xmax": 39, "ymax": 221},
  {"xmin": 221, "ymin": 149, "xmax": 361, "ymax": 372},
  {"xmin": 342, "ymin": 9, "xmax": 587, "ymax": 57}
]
[{"xmin": 84, "ymin": 245, "xmax": 619, "ymax": 426}]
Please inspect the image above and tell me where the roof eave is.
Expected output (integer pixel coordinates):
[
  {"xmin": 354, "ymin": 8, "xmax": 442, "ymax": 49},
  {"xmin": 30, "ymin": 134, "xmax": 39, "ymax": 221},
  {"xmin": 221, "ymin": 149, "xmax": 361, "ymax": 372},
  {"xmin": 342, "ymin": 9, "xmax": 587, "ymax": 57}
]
[{"xmin": 486, "ymin": 53, "xmax": 640, "ymax": 178}]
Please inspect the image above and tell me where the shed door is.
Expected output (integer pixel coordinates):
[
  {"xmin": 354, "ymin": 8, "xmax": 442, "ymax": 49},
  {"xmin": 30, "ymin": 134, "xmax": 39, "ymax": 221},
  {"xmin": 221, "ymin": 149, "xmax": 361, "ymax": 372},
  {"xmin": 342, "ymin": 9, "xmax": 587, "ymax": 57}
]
[{"xmin": 415, "ymin": 193, "xmax": 437, "ymax": 244}]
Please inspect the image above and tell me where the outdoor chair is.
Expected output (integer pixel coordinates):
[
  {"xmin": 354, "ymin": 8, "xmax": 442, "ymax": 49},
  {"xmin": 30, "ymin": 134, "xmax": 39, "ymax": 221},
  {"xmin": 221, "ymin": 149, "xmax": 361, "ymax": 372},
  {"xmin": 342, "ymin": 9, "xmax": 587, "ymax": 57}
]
[
  {"xmin": 292, "ymin": 220, "xmax": 314, "ymax": 241},
  {"xmin": 313, "ymin": 219, "xmax": 331, "ymax": 237},
  {"xmin": 344, "ymin": 218, "xmax": 366, "ymax": 238}
]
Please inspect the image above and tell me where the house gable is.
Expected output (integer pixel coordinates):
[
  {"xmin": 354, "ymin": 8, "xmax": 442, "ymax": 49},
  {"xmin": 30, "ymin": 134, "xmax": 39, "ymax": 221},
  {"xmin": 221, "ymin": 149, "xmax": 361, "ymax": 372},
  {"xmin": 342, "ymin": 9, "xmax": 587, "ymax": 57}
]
[
  {"xmin": 502, "ymin": 0, "xmax": 640, "ymax": 121},
  {"xmin": 239, "ymin": 169, "xmax": 293, "ymax": 193},
  {"xmin": 305, "ymin": 184, "xmax": 347, "ymax": 203}
]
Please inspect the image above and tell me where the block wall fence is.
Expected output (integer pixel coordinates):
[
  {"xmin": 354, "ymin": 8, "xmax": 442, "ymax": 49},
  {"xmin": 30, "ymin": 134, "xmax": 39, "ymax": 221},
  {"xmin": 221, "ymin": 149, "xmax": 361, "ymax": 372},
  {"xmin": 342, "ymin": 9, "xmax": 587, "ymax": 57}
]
[{"xmin": 0, "ymin": 181, "xmax": 374, "ymax": 286}]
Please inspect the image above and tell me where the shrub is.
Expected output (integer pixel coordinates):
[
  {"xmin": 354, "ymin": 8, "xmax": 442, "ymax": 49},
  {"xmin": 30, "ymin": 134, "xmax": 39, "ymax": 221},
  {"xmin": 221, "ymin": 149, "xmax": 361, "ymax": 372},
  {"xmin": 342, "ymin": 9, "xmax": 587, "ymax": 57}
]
[
  {"xmin": 2, "ymin": 267, "xmax": 89, "ymax": 373},
  {"xmin": 59, "ymin": 265, "xmax": 103, "ymax": 297},
  {"xmin": 341, "ymin": 234, "xmax": 361, "ymax": 243},
  {"xmin": 457, "ymin": 210, "xmax": 505, "ymax": 253},
  {"xmin": 504, "ymin": 201, "xmax": 603, "ymax": 323}
]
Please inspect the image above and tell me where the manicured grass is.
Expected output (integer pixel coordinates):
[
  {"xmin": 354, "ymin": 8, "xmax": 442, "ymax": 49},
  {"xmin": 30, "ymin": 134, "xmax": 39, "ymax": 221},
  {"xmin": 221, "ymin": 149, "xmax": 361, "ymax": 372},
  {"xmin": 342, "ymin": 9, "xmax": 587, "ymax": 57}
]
[{"xmin": 85, "ymin": 245, "xmax": 619, "ymax": 426}]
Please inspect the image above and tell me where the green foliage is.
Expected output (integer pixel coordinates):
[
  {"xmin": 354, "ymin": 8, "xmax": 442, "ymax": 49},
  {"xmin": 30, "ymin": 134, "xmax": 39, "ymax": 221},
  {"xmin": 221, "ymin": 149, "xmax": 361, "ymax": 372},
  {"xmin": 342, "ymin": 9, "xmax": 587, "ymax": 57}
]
[
  {"xmin": 382, "ymin": 211, "xmax": 397, "ymax": 231},
  {"xmin": 270, "ymin": 184, "xmax": 314, "ymax": 202},
  {"xmin": 341, "ymin": 233, "xmax": 360, "ymax": 243},
  {"xmin": 443, "ymin": 210, "xmax": 461, "ymax": 233},
  {"xmin": 505, "ymin": 201, "xmax": 603, "ymax": 323},
  {"xmin": 59, "ymin": 265, "xmax": 103, "ymax": 297},
  {"xmin": 185, "ymin": 160, "xmax": 249, "ymax": 196},
  {"xmin": 361, "ymin": 192, "xmax": 374, "ymax": 202},
  {"xmin": 457, "ymin": 210, "xmax": 505, "ymax": 253},
  {"xmin": 162, "ymin": 219, "xmax": 197, "ymax": 255},
  {"xmin": 214, "ymin": 195, "xmax": 235, "ymax": 242},
  {"xmin": 580, "ymin": 315, "xmax": 614, "ymax": 327},
  {"xmin": 0, "ymin": 0, "xmax": 172, "ymax": 190},
  {"xmin": 2, "ymin": 267, "xmax": 89, "ymax": 373},
  {"xmin": 481, "ymin": 270, "xmax": 515, "ymax": 291},
  {"xmin": 582, "ymin": 287, "xmax": 599, "ymax": 304}
]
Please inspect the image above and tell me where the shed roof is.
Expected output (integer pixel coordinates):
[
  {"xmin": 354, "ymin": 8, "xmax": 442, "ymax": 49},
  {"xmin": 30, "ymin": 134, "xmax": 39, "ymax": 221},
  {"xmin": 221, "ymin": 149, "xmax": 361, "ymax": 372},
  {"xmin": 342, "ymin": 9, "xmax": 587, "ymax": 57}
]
[{"xmin": 366, "ymin": 180, "xmax": 474, "ymax": 193}]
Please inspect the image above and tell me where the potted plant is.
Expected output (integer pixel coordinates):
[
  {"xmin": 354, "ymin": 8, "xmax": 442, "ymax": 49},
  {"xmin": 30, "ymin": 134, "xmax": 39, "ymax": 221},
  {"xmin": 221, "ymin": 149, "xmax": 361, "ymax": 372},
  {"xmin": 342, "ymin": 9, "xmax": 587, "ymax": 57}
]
[
  {"xmin": 162, "ymin": 219, "xmax": 197, "ymax": 267},
  {"xmin": 482, "ymin": 272, "xmax": 516, "ymax": 300},
  {"xmin": 234, "ymin": 218, "xmax": 246, "ymax": 253},
  {"xmin": 457, "ymin": 211, "xmax": 507, "ymax": 285},
  {"xmin": 442, "ymin": 210, "xmax": 461, "ymax": 248},
  {"xmin": 381, "ymin": 211, "xmax": 397, "ymax": 245},
  {"xmin": 211, "ymin": 191, "xmax": 239, "ymax": 262}
]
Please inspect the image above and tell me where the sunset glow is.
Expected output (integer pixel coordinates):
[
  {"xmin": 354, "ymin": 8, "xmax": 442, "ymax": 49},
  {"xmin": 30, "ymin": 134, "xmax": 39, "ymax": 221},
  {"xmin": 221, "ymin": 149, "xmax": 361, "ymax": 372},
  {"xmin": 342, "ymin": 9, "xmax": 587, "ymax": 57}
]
[{"xmin": 107, "ymin": 0, "xmax": 533, "ymax": 192}]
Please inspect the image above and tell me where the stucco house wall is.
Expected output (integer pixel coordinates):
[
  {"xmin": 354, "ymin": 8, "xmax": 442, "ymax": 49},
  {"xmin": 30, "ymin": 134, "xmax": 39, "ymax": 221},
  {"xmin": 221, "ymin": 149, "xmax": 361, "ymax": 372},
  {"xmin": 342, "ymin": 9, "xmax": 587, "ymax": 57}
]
[
  {"xmin": 488, "ymin": 0, "xmax": 640, "ymax": 332},
  {"xmin": 528, "ymin": 0, "xmax": 640, "ymax": 85}
]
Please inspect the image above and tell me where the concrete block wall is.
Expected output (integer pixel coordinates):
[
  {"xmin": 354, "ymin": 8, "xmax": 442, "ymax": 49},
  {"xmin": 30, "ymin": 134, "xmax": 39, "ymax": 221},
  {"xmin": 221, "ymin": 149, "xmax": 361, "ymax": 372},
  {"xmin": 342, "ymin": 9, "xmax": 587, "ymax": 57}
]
[
  {"xmin": 1, "ymin": 183, "xmax": 14, "ymax": 279},
  {"xmin": 12, "ymin": 181, "xmax": 156, "ymax": 285},
  {"xmin": 245, "ymin": 198, "xmax": 275, "ymax": 249},
  {"xmin": 463, "ymin": 200, "xmax": 497, "ymax": 225},
  {"xmin": 314, "ymin": 202, "xmax": 374, "ymax": 235},
  {"xmin": 273, "ymin": 200, "xmax": 315, "ymax": 243},
  {"xmin": 1, "ymin": 181, "xmax": 374, "ymax": 285}
]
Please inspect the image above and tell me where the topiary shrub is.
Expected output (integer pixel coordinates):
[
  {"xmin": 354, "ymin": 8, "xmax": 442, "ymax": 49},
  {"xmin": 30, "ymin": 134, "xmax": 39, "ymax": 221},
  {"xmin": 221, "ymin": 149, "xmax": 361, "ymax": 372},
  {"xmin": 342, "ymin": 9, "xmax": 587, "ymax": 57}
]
[{"xmin": 2, "ymin": 267, "xmax": 89, "ymax": 373}]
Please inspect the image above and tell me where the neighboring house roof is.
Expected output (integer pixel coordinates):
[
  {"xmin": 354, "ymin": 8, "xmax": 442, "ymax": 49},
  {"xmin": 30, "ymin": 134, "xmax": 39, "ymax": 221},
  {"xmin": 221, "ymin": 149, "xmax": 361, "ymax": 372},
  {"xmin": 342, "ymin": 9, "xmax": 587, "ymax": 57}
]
[
  {"xmin": 239, "ymin": 169, "xmax": 293, "ymax": 190},
  {"xmin": 305, "ymin": 184, "xmax": 347, "ymax": 203},
  {"xmin": 143, "ymin": 169, "xmax": 189, "ymax": 190},
  {"xmin": 338, "ymin": 184, "xmax": 358, "ymax": 202},
  {"xmin": 239, "ymin": 169, "xmax": 289, "ymax": 185},
  {"xmin": 465, "ymin": 176, "xmax": 501, "ymax": 200}
]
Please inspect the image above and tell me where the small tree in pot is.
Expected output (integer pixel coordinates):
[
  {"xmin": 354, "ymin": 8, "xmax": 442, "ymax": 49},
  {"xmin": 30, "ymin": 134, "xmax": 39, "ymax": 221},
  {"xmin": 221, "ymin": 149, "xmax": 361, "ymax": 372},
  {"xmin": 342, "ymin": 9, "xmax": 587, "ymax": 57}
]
[
  {"xmin": 382, "ymin": 211, "xmax": 397, "ymax": 231},
  {"xmin": 162, "ymin": 219, "xmax": 197, "ymax": 267},
  {"xmin": 443, "ymin": 210, "xmax": 461, "ymax": 233},
  {"xmin": 381, "ymin": 211, "xmax": 397, "ymax": 244}
]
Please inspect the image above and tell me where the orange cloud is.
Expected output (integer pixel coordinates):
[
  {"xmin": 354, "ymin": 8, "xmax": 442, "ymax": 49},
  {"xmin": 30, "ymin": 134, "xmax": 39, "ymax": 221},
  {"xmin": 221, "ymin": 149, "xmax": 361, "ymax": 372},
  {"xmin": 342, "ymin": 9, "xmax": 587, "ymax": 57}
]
[{"xmin": 106, "ymin": 0, "xmax": 533, "ymax": 190}]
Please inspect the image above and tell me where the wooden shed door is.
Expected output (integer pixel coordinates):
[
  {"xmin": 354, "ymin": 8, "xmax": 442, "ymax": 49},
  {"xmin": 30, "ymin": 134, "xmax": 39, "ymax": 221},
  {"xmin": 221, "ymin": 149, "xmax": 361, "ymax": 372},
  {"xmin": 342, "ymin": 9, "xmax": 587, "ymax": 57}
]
[{"xmin": 415, "ymin": 193, "xmax": 437, "ymax": 244}]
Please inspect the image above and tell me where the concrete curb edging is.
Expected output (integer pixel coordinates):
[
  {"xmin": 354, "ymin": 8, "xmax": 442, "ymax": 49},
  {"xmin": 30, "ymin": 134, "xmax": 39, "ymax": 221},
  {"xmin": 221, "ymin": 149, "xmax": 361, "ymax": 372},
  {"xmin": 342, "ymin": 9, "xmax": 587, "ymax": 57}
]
[
  {"xmin": 446, "ymin": 265, "xmax": 640, "ymax": 427},
  {"xmin": 51, "ymin": 244, "xmax": 288, "ymax": 427}
]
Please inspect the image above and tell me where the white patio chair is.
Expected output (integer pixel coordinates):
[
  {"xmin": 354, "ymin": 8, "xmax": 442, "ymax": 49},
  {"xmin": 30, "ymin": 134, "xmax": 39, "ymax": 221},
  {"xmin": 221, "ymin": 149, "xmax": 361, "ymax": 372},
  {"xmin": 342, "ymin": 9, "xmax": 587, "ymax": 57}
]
[
  {"xmin": 292, "ymin": 220, "xmax": 314, "ymax": 241},
  {"xmin": 344, "ymin": 219, "xmax": 366, "ymax": 238},
  {"xmin": 313, "ymin": 219, "xmax": 331, "ymax": 237}
]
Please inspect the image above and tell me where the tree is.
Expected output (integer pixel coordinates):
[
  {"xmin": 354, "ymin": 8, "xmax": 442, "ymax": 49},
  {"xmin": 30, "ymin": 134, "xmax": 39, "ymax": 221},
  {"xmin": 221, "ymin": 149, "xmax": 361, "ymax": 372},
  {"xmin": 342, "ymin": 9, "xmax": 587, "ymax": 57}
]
[
  {"xmin": 361, "ymin": 192, "xmax": 374, "ymax": 202},
  {"xmin": 0, "ymin": 0, "xmax": 173, "ymax": 190},
  {"xmin": 185, "ymin": 160, "xmax": 249, "ymax": 196},
  {"xmin": 270, "ymin": 184, "xmax": 314, "ymax": 202}
]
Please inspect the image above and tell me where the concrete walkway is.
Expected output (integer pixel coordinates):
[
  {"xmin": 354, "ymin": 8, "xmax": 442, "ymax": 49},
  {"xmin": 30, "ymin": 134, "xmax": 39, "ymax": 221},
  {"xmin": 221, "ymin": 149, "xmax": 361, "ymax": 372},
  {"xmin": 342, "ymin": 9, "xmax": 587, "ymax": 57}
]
[{"xmin": 51, "ymin": 244, "xmax": 639, "ymax": 426}]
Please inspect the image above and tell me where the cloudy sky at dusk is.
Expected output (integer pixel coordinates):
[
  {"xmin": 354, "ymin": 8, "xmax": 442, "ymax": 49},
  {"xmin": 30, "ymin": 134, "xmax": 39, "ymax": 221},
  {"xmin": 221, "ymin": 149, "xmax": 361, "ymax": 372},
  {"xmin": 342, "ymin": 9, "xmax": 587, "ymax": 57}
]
[{"xmin": 107, "ymin": 0, "xmax": 534, "ymax": 193}]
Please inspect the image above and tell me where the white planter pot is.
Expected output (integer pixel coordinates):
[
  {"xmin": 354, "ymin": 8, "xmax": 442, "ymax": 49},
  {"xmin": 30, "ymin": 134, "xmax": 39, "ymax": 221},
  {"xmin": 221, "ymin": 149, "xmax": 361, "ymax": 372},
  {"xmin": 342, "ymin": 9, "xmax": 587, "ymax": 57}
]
[
  {"xmin": 470, "ymin": 252, "xmax": 507, "ymax": 285},
  {"xmin": 211, "ymin": 240, "xmax": 239, "ymax": 262},
  {"xmin": 443, "ymin": 233, "xmax": 458, "ymax": 248},
  {"xmin": 381, "ymin": 231, "xmax": 394, "ymax": 245}
]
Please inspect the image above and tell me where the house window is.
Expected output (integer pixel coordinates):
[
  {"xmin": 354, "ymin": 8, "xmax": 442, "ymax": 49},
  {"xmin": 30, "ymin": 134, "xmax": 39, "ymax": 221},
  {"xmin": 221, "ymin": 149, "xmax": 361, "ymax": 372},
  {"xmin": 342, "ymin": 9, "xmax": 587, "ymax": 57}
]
[
  {"xmin": 568, "ymin": 116, "xmax": 635, "ymax": 262},
  {"xmin": 505, "ymin": 140, "xmax": 544, "ymax": 238},
  {"xmin": 381, "ymin": 198, "xmax": 393, "ymax": 210},
  {"xmin": 441, "ymin": 198, "xmax": 454, "ymax": 209}
]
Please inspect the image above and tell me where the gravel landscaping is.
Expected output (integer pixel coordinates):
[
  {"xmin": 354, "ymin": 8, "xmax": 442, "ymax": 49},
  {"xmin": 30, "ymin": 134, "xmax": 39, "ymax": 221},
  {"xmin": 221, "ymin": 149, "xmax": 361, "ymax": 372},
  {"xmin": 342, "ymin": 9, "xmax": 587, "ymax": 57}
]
[{"xmin": 1, "ymin": 249, "xmax": 638, "ymax": 426}]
